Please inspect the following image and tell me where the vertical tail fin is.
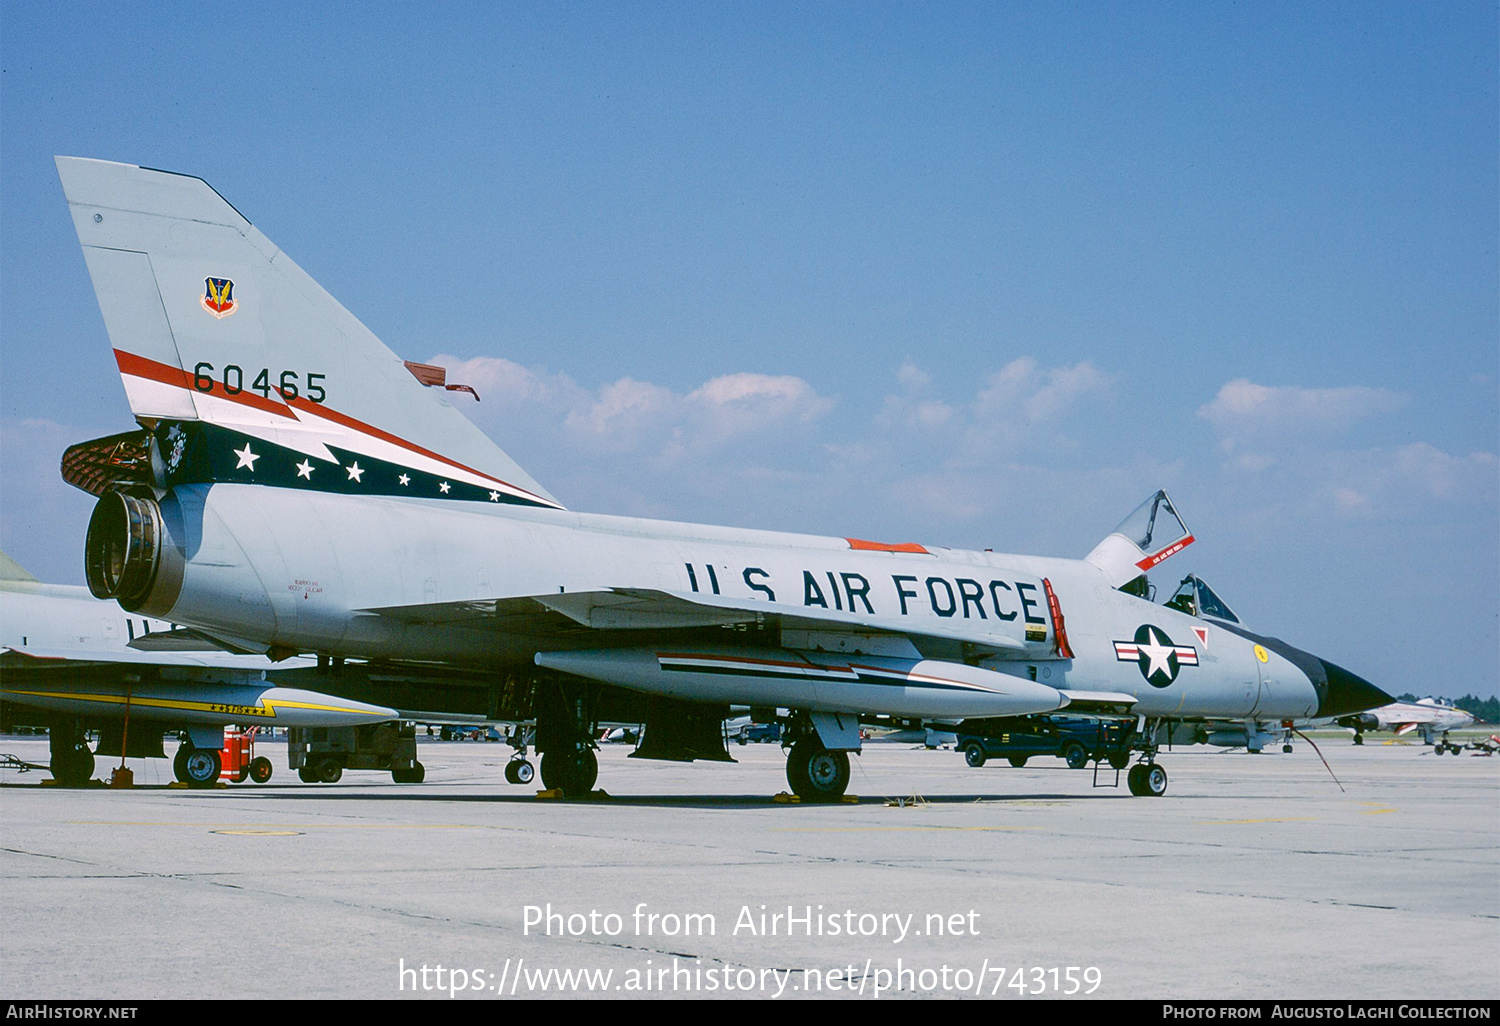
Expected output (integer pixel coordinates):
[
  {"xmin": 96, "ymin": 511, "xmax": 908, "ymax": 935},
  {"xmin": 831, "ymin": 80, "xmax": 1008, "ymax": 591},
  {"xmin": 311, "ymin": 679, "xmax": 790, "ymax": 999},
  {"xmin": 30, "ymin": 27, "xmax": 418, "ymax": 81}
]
[{"xmin": 55, "ymin": 156, "xmax": 561, "ymax": 509}]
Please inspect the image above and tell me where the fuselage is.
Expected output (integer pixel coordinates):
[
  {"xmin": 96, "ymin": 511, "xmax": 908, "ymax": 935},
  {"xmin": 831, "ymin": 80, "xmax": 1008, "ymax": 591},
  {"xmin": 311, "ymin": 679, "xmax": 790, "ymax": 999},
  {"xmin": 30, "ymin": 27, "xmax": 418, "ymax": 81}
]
[{"xmin": 128, "ymin": 482, "xmax": 1335, "ymax": 722}]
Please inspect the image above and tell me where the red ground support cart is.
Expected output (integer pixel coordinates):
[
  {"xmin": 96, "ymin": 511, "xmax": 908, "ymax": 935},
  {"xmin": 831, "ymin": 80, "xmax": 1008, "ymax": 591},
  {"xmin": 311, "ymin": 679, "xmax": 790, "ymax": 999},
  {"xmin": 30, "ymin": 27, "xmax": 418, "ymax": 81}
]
[{"xmin": 219, "ymin": 727, "xmax": 274, "ymax": 784}]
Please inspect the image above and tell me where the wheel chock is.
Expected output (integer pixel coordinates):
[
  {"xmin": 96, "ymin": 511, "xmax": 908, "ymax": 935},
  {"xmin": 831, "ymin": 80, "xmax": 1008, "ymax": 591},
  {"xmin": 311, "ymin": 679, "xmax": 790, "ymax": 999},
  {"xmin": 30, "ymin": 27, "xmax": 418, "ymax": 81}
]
[
  {"xmin": 109, "ymin": 768, "xmax": 134, "ymax": 788},
  {"xmin": 534, "ymin": 788, "xmax": 612, "ymax": 800},
  {"xmin": 773, "ymin": 792, "xmax": 801, "ymax": 803}
]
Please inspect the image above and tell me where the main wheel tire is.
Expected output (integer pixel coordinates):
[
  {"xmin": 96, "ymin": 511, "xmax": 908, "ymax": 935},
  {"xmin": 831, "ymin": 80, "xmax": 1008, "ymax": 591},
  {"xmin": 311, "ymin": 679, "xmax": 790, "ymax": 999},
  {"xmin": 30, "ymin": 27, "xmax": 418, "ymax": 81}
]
[
  {"xmin": 1107, "ymin": 751, "xmax": 1129, "ymax": 770},
  {"xmin": 315, "ymin": 758, "xmax": 343, "ymax": 784},
  {"xmin": 183, "ymin": 748, "xmax": 222, "ymax": 788},
  {"xmin": 541, "ymin": 749, "xmax": 596, "ymax": 795},
  {"xmin": 298, "ymin": 766, "xmax": 317, "ymax": 783},
  {"xmin": 1127, "ymin": 764, "xmax": 1147, "ymax": 795},
  {"xmin": 503, "ymin": 761, "xmax": 519, "ymax": 784},
  {"xmin": 964, "ymin": 742, "xmax": 987, "ymax": 768},
  {"xmin": 249, "ymin": 757, "xmax": 273, "ymax": 783},
  {"xmin": 1007, "ymin": 754, "xmax": 1029, "ymax": 768},
  {"xmin": 1353, "ymin": 734, "xmax": 1364, "ymax": 746},
  {"xmin": 1282, "ymin": 744, "xmax": 1294, "ymax": 754},
  {"xmin": 410, "ymin": 761, "xmax": 425, "ymax": 783},
  {"xmin": 173, "ymin": 745, "xmax": 191, "ymax": 782},
  {"xmin": 52, "ymin": 745, "xmax": 94, "ymax": 786},
  {"xmin": 1063, "ymin": 742, "xmax": 1089, "ymax": 769},
  {"xmin": 784, "ymin": 746, "xmax": 810, "ymax": 796},
  {"xmin": 786, "ymin": 742, "xmax": 849, "ymax": 802}
]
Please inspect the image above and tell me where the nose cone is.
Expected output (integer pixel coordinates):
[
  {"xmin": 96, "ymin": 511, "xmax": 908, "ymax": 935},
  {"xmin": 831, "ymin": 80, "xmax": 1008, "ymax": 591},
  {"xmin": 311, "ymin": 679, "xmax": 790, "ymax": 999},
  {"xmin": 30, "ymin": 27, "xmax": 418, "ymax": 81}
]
[{"xmin": 1315, "ymin": 658, "xmax": 1393, "ymax": 718}]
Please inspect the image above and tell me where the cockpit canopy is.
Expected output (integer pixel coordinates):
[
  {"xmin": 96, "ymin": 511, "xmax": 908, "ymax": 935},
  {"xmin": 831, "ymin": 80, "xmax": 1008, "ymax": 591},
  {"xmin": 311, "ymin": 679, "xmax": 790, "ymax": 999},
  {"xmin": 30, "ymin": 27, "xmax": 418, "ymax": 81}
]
[
  {"xmin": 1111, "ymin": 490, "xmax": 1191, "ymax": 560},
  {"xmin": 1164, "ymin": 574, "xmax": 1240, "ymax": 624},
  {"xmin": 1087, "ymin": 489, "xmax": 1195, "ymax": 590}
]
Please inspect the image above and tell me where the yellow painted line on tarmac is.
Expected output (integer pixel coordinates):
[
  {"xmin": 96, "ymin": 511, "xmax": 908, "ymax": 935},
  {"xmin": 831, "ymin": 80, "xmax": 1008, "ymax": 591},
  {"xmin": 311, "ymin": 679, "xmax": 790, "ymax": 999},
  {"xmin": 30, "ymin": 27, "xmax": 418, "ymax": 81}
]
[
  {"xmin": 772, "ymin": 826, "xmax": 1042, "ymax": 833},
  {"xmin": 67, "ymin": 820, "xmax": 489, "ymax": 830},
  {"xmin": 1196, "ymin": 817, "xmax": 1317, "ymax": 825},
  {"xmin": 211, "ymin": 830, "xmax": 303, "ymax": 836},
  {"xmin": 1356, "ymin": 802, "xmax": 1399, "ymax": 815}
]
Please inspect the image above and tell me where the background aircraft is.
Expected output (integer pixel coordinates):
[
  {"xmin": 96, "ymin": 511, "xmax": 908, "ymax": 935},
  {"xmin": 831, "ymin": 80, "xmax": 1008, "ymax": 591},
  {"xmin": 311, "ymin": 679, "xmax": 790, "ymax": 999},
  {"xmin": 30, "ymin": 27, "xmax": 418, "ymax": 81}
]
[
  {"xmin": 0, "ymin": 550, "xmax": 399, "ymax": 785},
  {"xmin": 49, "ymin": 156, "xmax": 1392, "ymax": 800},
  {"xmin": 1338, "ymin": 698, "xmax": 1475, "ymax": 746}
]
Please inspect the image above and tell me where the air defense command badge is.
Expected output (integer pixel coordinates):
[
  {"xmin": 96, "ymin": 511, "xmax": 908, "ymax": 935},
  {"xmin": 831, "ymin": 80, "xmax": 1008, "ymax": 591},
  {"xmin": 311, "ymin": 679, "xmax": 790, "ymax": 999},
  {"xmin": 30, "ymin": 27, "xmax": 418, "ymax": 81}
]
[{"xmin": 201, "ymin": 276, "xmax": 237, "ymax": 318}]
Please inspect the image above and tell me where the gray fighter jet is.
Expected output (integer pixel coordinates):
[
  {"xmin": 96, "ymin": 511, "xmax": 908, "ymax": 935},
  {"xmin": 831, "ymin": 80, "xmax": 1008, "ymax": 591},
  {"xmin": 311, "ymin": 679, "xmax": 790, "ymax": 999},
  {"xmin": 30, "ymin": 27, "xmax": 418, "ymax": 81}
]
[
  {"xmin": 49, "ymin": 156, "xmax": 1391, "ymax": 800},
  {"xmin": 0, "ymin": 550, "xmax": 397, "ymax": 785}
]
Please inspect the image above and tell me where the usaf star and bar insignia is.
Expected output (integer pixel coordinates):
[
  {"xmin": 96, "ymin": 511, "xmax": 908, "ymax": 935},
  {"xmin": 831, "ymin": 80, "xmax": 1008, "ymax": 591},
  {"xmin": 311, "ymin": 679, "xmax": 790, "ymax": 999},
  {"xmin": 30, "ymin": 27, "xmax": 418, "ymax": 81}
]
[{"xmin": 1114, "ymin": 624, "xmax": 1199, "ymax": 688}]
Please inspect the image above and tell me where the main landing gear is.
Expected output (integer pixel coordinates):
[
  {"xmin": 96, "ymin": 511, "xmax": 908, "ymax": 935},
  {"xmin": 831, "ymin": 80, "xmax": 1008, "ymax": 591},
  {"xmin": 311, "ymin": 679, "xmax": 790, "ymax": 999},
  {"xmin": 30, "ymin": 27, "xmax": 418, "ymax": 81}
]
[
  {"xmin": 173, "ymin": 744, "xmax": 222, "ymax": 788},
  {"xmin": 534, "ymin": 681, "xmax": 600, "ymax": 797},
  {"xmin": 48, "ymin": 721, "xmax": 95, "ymax": 787},
  {"xmin": 502, "ymin": 725, "xmax": 536, "ymax": 786},
  {"xmin": 780, "ymin": 712, "xmax": 857, "ymax": 802},
  {"xmin": 785, "ymin": 741, "xmax": 850, "ymax": 802},
  {"xmin": 540, "ymin": 747, "xmax": 597, "ymax": 795}
]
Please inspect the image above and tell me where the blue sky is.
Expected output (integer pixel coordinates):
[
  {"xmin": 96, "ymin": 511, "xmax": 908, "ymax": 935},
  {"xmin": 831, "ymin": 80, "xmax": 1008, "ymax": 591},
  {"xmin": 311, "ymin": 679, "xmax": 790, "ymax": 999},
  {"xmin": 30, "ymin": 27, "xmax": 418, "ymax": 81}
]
[{"xmin": 2, "ymin": 3, "xmax": 1495, "ymax": 697}]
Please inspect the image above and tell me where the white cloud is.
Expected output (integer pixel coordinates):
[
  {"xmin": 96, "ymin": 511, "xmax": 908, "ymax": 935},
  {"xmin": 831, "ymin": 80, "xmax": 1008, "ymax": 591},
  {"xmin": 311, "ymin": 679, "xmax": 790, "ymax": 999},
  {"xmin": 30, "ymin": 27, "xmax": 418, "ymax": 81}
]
[
  {"xmin": 1198, "ymin": 378, "xmax": 1405, "ymax": 442},
  {"xmin": 430, "ymin": 354, "xmax": 583, "ymax": 410},
  {"xmin": 896, "ymin": 360, "xmax": 931, "ymax": 391},
  {"xmin": 972, "ymin": 358, "xmax": 1111, "ymax": 423},
  {"xmin": 566, "ymin": 377, "xmax": 682, "ymax": 451},
  {"xmin": 431, "ymin": 354, "xmax": 833, "ymax": 458},
  {"xmin": 687, "ymin": 373, "xmax": 835, "ymax": 438}
]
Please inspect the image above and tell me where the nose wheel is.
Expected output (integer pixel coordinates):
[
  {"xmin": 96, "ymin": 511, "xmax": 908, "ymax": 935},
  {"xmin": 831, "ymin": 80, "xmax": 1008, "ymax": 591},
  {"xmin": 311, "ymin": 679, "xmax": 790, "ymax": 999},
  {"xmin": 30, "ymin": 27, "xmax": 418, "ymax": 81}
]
[
  {"xmin": 1127, "ymin": 762, "xmax": 1168, "ymax": 797},
  {"xmin": 504, "ymin": 758, "xmax": 535, "ymax": 785}
]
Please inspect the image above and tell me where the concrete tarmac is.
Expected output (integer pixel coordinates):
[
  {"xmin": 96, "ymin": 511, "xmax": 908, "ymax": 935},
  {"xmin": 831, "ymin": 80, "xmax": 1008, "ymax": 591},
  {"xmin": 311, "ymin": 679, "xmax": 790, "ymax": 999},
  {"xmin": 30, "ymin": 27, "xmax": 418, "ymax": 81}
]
[{"xmin": 1, "ymin": 736, "xmax": 1495, "ymax": 1000}]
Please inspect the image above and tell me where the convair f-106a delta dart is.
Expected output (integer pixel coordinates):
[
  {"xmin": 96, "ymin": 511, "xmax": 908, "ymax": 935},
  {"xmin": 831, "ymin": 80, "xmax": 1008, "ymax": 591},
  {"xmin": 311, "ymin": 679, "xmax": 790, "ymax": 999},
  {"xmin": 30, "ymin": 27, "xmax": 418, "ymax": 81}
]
[{"xmin": 50, "ymin": 156, "xmax": 1391, "ymax": 800}]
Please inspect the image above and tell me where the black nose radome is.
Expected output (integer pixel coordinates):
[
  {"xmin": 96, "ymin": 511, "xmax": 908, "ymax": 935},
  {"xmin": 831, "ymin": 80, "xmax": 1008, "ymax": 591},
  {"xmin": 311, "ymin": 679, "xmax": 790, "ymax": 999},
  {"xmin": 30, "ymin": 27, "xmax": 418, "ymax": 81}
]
[{"xmin": 1315, "ymin": 659, "xmax": 1392, "ymax": 718}]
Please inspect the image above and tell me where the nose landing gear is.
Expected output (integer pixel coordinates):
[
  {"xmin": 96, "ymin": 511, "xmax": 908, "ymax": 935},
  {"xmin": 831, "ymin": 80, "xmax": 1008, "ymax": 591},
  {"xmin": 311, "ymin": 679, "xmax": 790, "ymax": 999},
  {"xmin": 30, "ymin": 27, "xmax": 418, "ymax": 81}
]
[{"xmin": 1127, "ymin": 761, "xmax": 1168, "ymax": 796}]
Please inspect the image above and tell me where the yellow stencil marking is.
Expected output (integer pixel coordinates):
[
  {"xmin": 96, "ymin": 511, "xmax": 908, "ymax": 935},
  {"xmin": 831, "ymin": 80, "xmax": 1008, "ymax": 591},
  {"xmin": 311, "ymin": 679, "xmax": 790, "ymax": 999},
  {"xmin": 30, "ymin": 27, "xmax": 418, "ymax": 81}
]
[
  {"xmin": 773, "ymin": 826, "xmax": 1042, "ymax": 833},
  {"xmin": 1198, "ymin": 817, "xmax": 1316, "ymax": 825},
  {"xmin": 69, "ymin": 821, "xmax": 487, "ymax": 830}
]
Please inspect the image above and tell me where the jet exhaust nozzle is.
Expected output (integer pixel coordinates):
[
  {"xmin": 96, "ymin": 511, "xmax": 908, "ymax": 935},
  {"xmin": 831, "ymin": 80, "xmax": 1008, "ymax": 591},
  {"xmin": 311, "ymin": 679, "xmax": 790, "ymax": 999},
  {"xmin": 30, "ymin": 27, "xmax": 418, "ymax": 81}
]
[{"xmin": 85, "ymin": 491, "xmax": 167, "ymax": 610}]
